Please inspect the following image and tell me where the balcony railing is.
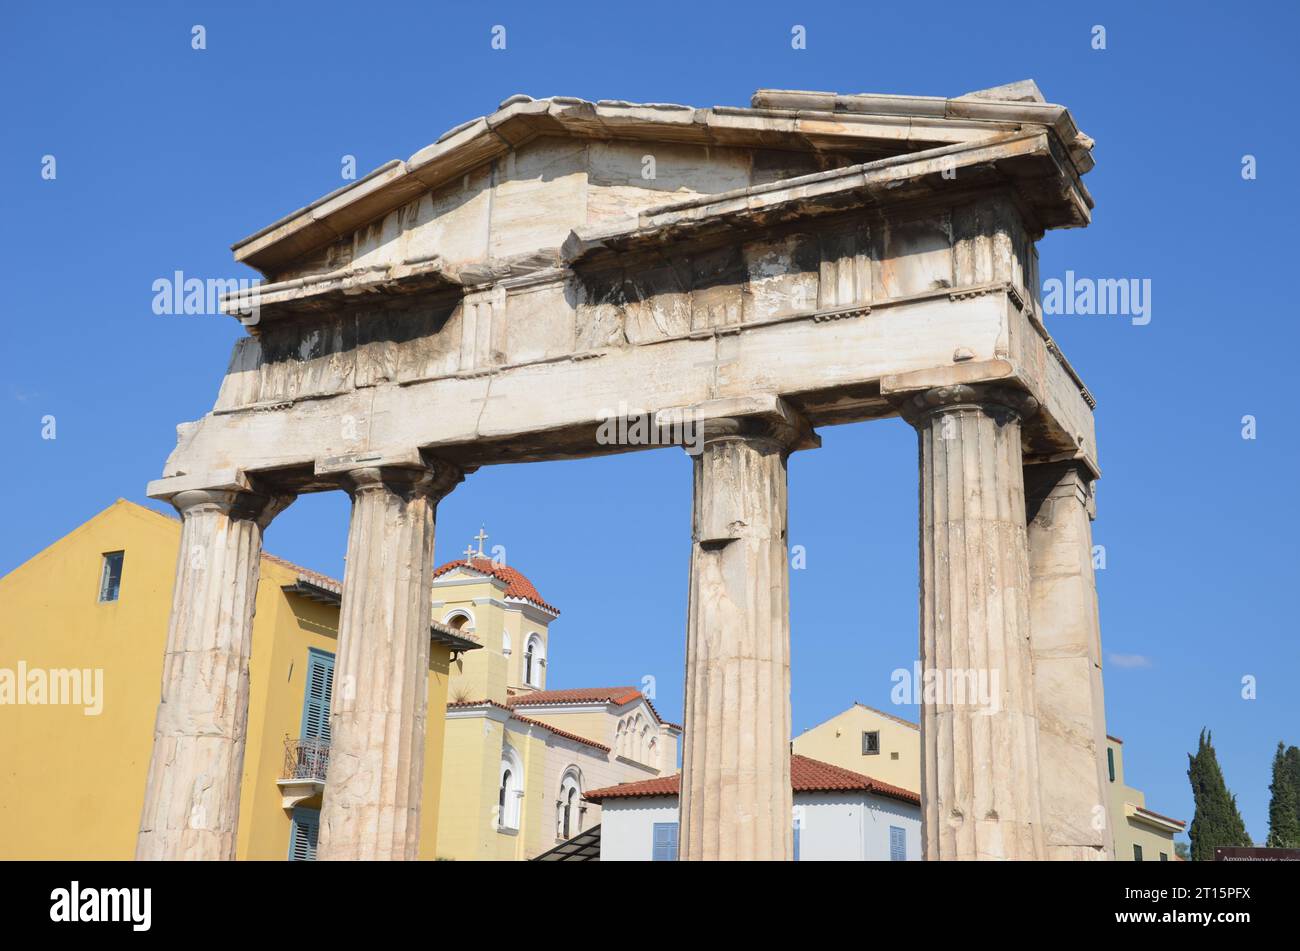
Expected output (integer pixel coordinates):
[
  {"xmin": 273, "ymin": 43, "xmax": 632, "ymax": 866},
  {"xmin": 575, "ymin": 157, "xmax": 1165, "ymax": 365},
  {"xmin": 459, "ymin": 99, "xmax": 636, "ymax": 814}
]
[{"xmin": 283, "ymin": 735, "xmax": 330, "ymax": 782}]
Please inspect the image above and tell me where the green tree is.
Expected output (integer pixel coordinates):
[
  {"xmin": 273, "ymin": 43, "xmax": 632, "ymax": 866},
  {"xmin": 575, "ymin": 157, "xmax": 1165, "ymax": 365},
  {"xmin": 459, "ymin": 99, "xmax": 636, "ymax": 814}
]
[
  {"xmin": 1286, "ymin": 746, "xmax": 1300, "ymax": 829},
  {"xmin": 1186, "ymin": 729, "xmax": 1252, "ymax": 860},
  {"xmin": 1174, "ymin": 840, "xmax": 1190, "ymax": 861},
  {"xmin": 1267, "ymin": 742, "xmax": 1300, "ymax": 847}
]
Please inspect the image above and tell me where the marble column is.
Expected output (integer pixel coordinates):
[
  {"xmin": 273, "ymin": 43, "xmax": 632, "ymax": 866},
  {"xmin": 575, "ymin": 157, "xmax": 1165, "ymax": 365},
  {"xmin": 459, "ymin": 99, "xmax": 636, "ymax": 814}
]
[
  {"xmin": 137, "ymin": 487, "xmax": 290, "ymax": 861},
  {"xmin": 901, "ymin": 384, "xmax": 1045, "ymax": 860},
  {"xmin": 1024, "ymin": 460, "xmax": 1113, "ymax": 860},
  {"xmin": 680, "ymin": 415, "xmax": 799, "ymax": 861},
  {"xmin": 316, "ymin": 462, "xmax": 460, "ymax": 861}
]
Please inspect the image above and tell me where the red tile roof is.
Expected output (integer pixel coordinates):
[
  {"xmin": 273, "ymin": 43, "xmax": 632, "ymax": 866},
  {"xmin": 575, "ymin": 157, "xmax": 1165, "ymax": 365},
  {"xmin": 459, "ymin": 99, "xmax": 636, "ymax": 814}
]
[
  {"xmin": 261, "ymin": 552, "xmax": 343, "ymax": 594},
  {"xmin": 433, "ymin": 557, "xmax": 559, "ymax": 615},
  {"xmin": 508, "ymin": 687, "xmax": 644, "ymax": 708},
  {"xmin": 263, "ymin": 551, "xmax": 560, "ymax": 620},
  {"xmin": 447, "ymin": 699, "xmax": 610, "ymax": 753},
  {"xmin": 587, "ymin": 773, "xmax": 681, "ymax": 800},
  {"xmin": 511, "ymin": 712, "xmax": 611, "ymax": 753},
  {"xmin": 584, "ymin": 754, "xmax": 921, "ymax": 805},
  {"xmin": 507, "ymin": 686, "xmax": 675, "ymax": 728}
]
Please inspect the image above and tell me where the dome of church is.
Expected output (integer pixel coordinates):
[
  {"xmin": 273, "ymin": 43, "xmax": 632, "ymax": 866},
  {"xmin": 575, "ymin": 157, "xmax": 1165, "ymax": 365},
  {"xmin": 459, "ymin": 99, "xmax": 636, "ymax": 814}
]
[{"xmin": 432, "ymin": 556, "xmax": 559, "ymax": 616}]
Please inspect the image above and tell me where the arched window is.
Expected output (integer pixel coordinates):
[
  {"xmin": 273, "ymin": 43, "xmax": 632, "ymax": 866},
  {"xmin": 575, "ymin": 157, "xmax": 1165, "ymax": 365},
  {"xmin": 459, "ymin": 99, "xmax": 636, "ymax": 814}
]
[
  {"xmin": 524, "ymin": 634, "xmax": 544, "ymax": 688},
  {"xmin": 443, "ymin": 610, "xmax": 472, "ymax": 633},
  {"xmin": 499, "ymin": 746, "xmax": 523, "ymax": 830},
  {"xmin": 631, "ymin": 714, "xmax": 645, "ymax": 760},
  {"xmin": 557, "ymin": 768, "xmax": 583, "ymax": 840}
]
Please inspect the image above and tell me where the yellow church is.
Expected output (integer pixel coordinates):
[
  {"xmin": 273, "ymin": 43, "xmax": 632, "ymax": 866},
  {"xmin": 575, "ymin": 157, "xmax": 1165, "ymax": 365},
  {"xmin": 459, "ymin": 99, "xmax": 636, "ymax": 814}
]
[
  {"xmin": 0, "ymin": 500, "xmax": 678, "ymax": 860},
  {"xmin": 430, "ymin": 551, "xmax": 682, "ymax": 860}
]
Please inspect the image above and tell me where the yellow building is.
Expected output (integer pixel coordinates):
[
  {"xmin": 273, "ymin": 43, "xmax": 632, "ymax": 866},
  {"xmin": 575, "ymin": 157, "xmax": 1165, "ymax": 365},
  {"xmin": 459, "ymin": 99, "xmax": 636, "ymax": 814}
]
[
  {"xmin": 793, "ymin": 703, "xmax": 921, "ymax": 794},
  {"xmin": 430, "ymin": 552, "xmax": 682, "ymax": 860},
  {"xmin": 0, "ymin": 499, "xmax": 476, "ymax": 860},
  {"xmin": 1105, "ymin": 735, "xmax": 1185, "ymax": 861}
]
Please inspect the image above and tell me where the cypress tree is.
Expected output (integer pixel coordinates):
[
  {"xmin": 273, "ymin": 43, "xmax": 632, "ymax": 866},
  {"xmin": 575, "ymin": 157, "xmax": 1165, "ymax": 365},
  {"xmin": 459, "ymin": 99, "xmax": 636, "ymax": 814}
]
[
  {"xmin": 1286, "ymin": 746, "xmax": 1300, "ymax": 831},
  {"xmin": 1187, "ymin": 728, "xmax": 1252, "ymax": 861},
  {"xmin": 1266, "ymin": 742, "xmax": 1300, "ymax": 847}
]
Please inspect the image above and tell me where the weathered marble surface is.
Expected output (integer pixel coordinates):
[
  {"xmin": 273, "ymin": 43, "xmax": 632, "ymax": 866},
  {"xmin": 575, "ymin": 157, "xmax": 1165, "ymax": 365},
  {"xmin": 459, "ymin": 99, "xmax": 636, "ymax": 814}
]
[
  {"xmin": 136, "ymin": 488, "xmax": 289, "ymax": 861},
  {"xmin": 1025, "ymin": 461, "xmax": 1113, "ymax": 860},
  {"xmin": 143, "ymin": 82, "xmax": 1110, "ymax": 862},
  {"xmin": 316, "ymin": 464, "xmax": 458, "ymax": 861},
  {"xmin": 902, "ymin": 385, "xmax": 1045, "ymax": 860},
  {"xmin": 680, "ymin": 409, "xmax": 804, "ymax": 861}
]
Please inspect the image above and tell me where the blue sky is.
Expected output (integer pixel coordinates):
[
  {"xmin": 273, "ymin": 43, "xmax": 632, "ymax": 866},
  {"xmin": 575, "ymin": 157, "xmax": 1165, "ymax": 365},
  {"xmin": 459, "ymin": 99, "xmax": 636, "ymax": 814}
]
[{"xmin": 3, "ymin": 1, "xmax": 1297, "ymax": 843}]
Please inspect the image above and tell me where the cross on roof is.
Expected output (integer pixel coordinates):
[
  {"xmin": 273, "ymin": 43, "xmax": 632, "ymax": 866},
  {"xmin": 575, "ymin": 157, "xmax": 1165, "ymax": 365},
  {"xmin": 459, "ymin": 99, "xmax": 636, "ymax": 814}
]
[
  {"xmin": 462, "ymin": 543, "xmax": 477, "ymax": 561},
  {"xmin": 474, "ymin": 526, "xmax": 488, "ymax": 556}
]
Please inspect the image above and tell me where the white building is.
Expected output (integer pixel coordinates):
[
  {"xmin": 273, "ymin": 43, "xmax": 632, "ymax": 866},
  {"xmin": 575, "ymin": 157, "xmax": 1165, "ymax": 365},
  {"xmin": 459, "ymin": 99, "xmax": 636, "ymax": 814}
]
[{"xmin": 584, "ymin": 754, "xmax": 921, "ymax": 861}]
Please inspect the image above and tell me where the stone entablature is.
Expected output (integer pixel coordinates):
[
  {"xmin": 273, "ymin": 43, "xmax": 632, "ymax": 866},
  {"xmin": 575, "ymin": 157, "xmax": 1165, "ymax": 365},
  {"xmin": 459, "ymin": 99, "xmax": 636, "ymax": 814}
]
[{"xmin": 156, "ymin": 87, "xmax": 1096, "ymax": 493}]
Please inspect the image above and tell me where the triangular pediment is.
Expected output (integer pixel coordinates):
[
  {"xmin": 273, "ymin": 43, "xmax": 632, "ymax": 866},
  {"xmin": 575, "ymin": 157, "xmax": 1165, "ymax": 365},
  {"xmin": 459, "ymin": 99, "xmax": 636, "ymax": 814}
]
[{"xmin": 228, "ymin": 83, "xmax": 1093, "ymax": 304}]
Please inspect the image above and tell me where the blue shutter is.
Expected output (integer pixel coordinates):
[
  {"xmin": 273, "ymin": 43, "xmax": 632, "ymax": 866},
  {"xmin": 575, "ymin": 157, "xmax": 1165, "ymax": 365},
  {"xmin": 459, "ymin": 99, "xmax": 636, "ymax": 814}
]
[
  {"xmin": 793, "ymin": 823, "xmax": 801, "ymax": 862},
  {"xmin": 889, "ymin": 825, "xmax": 906, "ymax": 861},
  {"xmin": 652, "ymin": 822, "xmax": 679, "ymax": 861},
  {"xmin": 301, "ymin": 649, "xmax": 335, "ymax": 742},
  {"xmin": 289, "ymin": 807, "xmax": 320, "ymax": 861}
]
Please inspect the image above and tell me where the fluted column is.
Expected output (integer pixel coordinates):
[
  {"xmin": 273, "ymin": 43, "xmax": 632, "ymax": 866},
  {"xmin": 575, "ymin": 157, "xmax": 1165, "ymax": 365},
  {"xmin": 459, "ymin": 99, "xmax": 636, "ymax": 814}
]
[
  {"xmin": 901, "ymin": 384, "xmax": 1045, "ymax": 860},
  {"xmin": 137, "ymin": 487, "xmax": 290, "ymax": 861},
  {"xmin": 1025, "ymin": 460, "xmax": 1113, "ymax": 860},
  {"xmin": 316, "ymin": 462, "xmax": 460, "ymax": 861},
  {"xmin": 680, "ymin": 415, "xmax": 802, "ymax": 861}
]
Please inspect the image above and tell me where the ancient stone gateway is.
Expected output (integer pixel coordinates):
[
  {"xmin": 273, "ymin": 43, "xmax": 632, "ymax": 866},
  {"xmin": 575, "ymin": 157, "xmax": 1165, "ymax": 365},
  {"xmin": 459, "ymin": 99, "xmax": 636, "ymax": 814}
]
[{"xmin": 139, "ymin": 81, "xmax": 1112, "ymax": 861}]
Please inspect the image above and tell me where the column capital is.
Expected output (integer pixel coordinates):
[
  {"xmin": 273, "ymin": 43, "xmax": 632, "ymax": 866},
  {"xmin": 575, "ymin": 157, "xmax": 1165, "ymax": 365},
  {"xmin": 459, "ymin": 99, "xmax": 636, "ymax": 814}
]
[
  {"xmin": 896, "ymin": 383, "xmax": 1039, "ymax": 428},
  {"xmin": 169, "ymin": 487, "xmax": 292, "ymax": 528},
  {"xmin": 697, "ymin": 414, "xmax": 802, "ymax": 451},
  {"xmin": 317, "ymin": 450, "xmax": 465, "ymax": 502},
  {"xmin": 1024, "ymin": 458, "xmax": 1096, "ymax": 517},
  {"xmin": 664, "ymin": 394, "xmax": 819, "ymax": 454},
  {"xmin": 341, "ymin": 461, "xmax": 464, "ymax": 502}
]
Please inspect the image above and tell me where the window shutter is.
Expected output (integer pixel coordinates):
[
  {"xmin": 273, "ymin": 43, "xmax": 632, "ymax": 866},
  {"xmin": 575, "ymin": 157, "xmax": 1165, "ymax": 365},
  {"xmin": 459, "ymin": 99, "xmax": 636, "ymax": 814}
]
[
  {"xmin": 301, "ymin": 649, "xmax": 335, "ymax": 742},
  {"xmin": 289, "ymin": 807, "xmax": 320, "ymax": 861},
  {"xmin": 652, "ymin": 822, "xmax": 679, "ymax": 861},
  {"xmin": 890, "ymin": 825, "xmax": 906, "ymax": 861}
]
